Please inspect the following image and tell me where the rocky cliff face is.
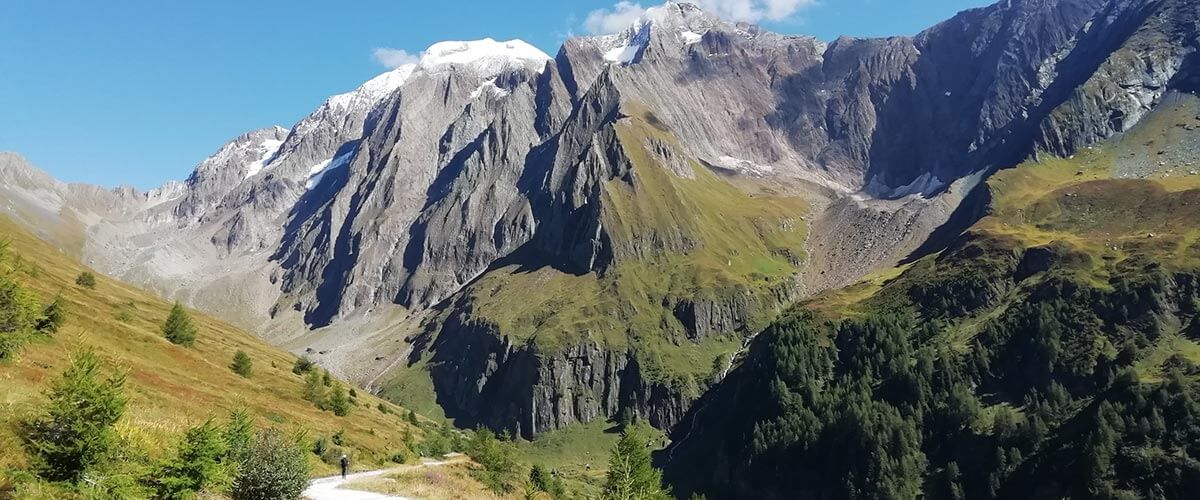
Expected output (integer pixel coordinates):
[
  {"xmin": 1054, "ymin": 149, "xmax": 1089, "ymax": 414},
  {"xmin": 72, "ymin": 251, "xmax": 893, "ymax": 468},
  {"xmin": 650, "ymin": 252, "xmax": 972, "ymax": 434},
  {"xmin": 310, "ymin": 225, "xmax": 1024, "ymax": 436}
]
[
  {"xmin": 2, "ymin": 0, "xmax": 1197, "ymax": 438},
  {"xmin": 423, "ymin": 305, "xmax": 691, "ymax": 439}
]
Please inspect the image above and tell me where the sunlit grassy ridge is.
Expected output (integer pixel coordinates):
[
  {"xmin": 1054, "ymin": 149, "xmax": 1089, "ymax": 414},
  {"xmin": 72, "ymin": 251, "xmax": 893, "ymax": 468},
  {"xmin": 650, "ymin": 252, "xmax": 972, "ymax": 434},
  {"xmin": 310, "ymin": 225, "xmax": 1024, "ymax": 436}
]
[{"xmin": 0, "ymin": 215, "xmax": 423, "ymax": 474}]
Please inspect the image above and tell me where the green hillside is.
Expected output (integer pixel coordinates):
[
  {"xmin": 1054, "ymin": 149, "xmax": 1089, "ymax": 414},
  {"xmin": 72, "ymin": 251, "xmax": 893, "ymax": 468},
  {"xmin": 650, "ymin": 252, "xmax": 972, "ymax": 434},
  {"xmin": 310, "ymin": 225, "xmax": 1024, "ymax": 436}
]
[{"xmin": 664, "ymin": 93, "xmax": 1200, "ymax": 499}]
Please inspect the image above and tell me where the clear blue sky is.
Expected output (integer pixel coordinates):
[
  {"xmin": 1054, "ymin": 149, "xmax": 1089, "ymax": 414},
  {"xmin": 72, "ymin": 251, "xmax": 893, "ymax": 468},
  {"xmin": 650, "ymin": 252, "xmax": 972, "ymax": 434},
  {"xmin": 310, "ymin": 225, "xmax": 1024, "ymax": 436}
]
[{"xmin": 0, "ymin": 0, "xmax": 992, "ymax": 189}]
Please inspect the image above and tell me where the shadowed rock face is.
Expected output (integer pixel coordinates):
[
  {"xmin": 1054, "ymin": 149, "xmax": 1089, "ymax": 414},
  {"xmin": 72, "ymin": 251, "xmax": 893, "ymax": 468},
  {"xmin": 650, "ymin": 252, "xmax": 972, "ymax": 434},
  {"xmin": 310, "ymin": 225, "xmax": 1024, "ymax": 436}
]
[{"xmin": 2, "ymin": 0, "xmax": 1197, "ymax": 438}]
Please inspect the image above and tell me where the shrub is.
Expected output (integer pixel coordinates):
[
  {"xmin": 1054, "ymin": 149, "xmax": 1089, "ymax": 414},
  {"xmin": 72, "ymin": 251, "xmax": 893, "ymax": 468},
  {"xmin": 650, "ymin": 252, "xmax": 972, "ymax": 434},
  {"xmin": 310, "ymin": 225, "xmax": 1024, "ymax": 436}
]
[
  {"xmin": 311, "ymin": 436, "xmax": 330, "ymax": 457},
  {"xmin": 408, "ymin": 409, "xmax": 419, "ymax": 426},
  {"xmin": 152, "ymin": 419, "xmax": 230, "ymax": 499},
  {"xmin": 114, "ymin": 301, "xmax": 137, "ymax": 323},
  {"xmin": 377, "ymin": 402, "xmax": 392, "ymax": 415},
  {"xmin": 162, "ymin": 302, "xmax": 197, "ymax": 347},
  {"xmin": 332, "ymin": 429, "xmax": 346, "ymax": 446},
  {"xmin": 529, "ymin": 464, "xmax": 566, "ymax": 499},
  {"xmin": 231, "ymin": 350, "xmax": 253, "ymax": 378},
  {"xmin": 291, "ymin": 356, "xmax": 315, "ymax": 374},
  {"xmin": 21, "ymin": 348, "xmax": 127, "ymax": 482},
  {"xmin": 74, "ymin": 271, "xmax": 96, "ymax": 289},
  {"xmin": 231, "ymin": 429, "xmax": 309, "ymax": 500},
  {"xmin": 389, "ymin": 450, "xmax": 409, "ymax": 464},
  {"xmin": 321, "ymin": 369, "xmax": 332, "ymax": 387},
  {"xmin": 34, "ymin": 296, "xmax": 66, "ymax": 334}
]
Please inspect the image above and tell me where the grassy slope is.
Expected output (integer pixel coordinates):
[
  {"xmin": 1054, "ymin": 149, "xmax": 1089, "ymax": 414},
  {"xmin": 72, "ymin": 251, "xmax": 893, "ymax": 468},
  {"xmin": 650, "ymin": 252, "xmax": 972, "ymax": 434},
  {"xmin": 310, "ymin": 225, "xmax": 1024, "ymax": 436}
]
[
  {"xmin": 0, "ymin": 215, "xmax": 424, "ymax": 474},
  {"xmin": 806, "ymin": 92, "xmax": 1200, "ymax": 378}
]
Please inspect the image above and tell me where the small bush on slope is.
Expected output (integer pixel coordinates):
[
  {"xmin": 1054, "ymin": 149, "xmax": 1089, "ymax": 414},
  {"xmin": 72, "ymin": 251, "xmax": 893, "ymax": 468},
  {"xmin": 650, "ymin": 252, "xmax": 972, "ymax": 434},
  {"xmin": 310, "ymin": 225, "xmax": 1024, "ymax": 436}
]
[
  {"xmin": 74, "ymin": 271, "xmax": 95, "ymax": 289},
  {"xmin": 231, "ymin": 429, "xmax": 309, "ymax": 500},
  {"xmin": 231, "ymin": 350, "xmax": 253, "ymax": 378}
]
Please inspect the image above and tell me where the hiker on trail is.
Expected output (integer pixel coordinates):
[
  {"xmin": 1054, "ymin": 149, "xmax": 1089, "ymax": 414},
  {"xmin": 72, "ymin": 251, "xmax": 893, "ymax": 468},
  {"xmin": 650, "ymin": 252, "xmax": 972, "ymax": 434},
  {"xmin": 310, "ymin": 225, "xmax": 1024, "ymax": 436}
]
[{"xmin": 340, "ymin": 454, "xmax": 349, "ymax": 479}]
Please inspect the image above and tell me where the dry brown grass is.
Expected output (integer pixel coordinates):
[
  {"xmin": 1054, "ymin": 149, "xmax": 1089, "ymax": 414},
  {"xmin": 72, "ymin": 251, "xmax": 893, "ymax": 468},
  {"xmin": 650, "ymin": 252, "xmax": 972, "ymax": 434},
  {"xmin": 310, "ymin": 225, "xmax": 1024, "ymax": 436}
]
[{"xmin": 0, "ymin": 215, "xmax": 423, "ymax": 474}]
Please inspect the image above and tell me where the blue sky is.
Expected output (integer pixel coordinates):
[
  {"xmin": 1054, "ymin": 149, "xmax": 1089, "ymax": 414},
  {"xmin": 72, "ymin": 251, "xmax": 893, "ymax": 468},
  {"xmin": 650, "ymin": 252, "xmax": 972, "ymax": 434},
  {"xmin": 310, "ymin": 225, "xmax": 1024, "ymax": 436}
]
[{"xmin": 0, "ymin": 0, "xmax": 991, "ymax": 189}]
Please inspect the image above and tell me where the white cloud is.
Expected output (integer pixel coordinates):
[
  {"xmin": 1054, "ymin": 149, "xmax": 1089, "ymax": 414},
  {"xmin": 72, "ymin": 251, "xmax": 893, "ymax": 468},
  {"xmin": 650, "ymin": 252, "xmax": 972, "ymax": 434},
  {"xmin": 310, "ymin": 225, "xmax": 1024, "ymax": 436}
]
[
  {"xmin": 583, "ymin": 0, "xmax": 817, "ymax": 34},
  {"xmin": 372, "ymin": 47, "xmax": 419, "ymax": 69},
  {"xmin": 584, "ymin": 1, "xmax": 650, "ymax": 35}
]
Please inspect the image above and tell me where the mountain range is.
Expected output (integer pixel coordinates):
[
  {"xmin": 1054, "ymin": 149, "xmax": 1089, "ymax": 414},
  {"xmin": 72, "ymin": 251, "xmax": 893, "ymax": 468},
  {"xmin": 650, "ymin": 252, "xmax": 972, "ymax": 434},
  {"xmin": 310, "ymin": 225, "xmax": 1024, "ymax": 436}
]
[{"xmin": 2, "ymin": 0, "xmax": 1198, "ymax": 468}]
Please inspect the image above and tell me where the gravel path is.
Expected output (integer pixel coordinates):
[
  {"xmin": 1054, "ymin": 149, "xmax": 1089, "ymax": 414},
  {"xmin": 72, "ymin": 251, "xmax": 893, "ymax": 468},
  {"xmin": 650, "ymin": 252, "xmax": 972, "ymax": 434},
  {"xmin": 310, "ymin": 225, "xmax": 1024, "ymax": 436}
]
[{"xmin": 302, "ymin": 470, "xmax": 406, "ymax": 500}]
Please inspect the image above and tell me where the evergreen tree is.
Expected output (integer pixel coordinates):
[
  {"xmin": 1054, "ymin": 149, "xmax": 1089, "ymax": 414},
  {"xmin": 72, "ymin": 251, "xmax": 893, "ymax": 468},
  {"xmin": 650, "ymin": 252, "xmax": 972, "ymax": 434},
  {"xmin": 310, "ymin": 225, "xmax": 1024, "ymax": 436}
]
[
  {"xmin": 0, "ymin": 270, "xmax": 40, "ymax": 359},
  {"xmin": 603, "ymin": 428, "xmax": 670, "ymax": 500},
  {"xmin": 225, "ymin": 408, "xmax": 254, "ymax": 464},
  {"xmin": 1083, "ymin": 408, "xmax": 1117, "ymax": 494},
  {"xmin": 21, "ymin": 348, "xmax": 127, "ymax": 481},
  {"xmin": 944, "ymin": 462, "xmax": 965, "ymax": 500},
  {"xmin": 35, "ymin": 296, "xmax": 66, "ymax": 334},
  {"xmin": 408, "ymin": 409, "xmax": 419, "ymax": 426},
  {"xmin": 153, "ymin": 419, "xmax": 230, "ymax": 499},
  {"xmin": 231, "ymin": 350, "xmax": 253, "ymax": 378},
  {"xmin": 162, "ymin": 302, "xmax": 197, "ymax": 347},
  {"xmin": 303, "ymin": 370, "xmax": 325, "ymax": 405},
  {"xmin": 326, "ymin": 385, "xmax": 352, "ymax": 417},
  {"xmin": 468, "ymin": 428, "xmax": 518, "ymax": 493}
]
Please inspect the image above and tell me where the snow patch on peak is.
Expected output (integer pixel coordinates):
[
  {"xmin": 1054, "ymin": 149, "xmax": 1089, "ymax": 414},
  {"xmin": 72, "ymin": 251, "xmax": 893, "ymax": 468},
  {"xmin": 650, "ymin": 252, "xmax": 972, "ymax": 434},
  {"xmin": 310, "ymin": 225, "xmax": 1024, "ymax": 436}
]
[
  {"xmin": 680, "ymin": 30, "xmax": 703, "ymax": 45},
  {"xmin": 243, "ymin": 138, "xmax": 285, "ymax": 179},
  {"xmin": 305, "ymin": 151, "xmax": 355, "ymax": 190},
  {"xmin": 327, "ymin": 65, "xmax": 416, "ymax": 111},
  {"xmin": 470, "ymin": 78, "xmax": 510, "ymax": 100},
  {"xmin": 417, "ymin": 39, "xmax": 551, "ymax": 77}
]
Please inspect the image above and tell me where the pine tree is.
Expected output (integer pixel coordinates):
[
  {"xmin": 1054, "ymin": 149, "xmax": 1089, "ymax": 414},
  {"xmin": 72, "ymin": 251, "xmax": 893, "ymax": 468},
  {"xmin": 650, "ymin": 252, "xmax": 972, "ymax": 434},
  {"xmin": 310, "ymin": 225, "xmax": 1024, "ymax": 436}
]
[
  {"xmin": 21, "ymin": 348, "xmax": 127, "ymax": 481},
  {"xmin": 302, "ymin": 370, "xmax": 325, "ymax": 405},
  {"xmin": 35, "ymin": 296, "xmax": 66, "ymax": 334},
  {"xmin": 0, "ymin": 270, "xmax": 40, "ymax": 358},
  {"xmin": 944, "ymin": 462, "xmax": 965, "ymax": 500},
  {"xmin": 408, "ymin": 409, "xmax": 419, "ymax": 426},
  {"xmin": 162, "ymin": 302, "xmax": 197, "ymax": 347},
  {"xmin": 231, "ymin": 350, "xmax": 253, "ymax": 378},
  {"xmin": 154, "ymin": 419, "xmax": 230, "ymax": 499},
  {"xmin": 602, "ymin": 428, "xmax": 670, "ymax": 500},
  {"xmin": 326, "ymin": 385, "xmax": 352, "ymax": 417},
  {"xmin": 225, "ymin": 408, "xmax": 254, "ymax": 464}
]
